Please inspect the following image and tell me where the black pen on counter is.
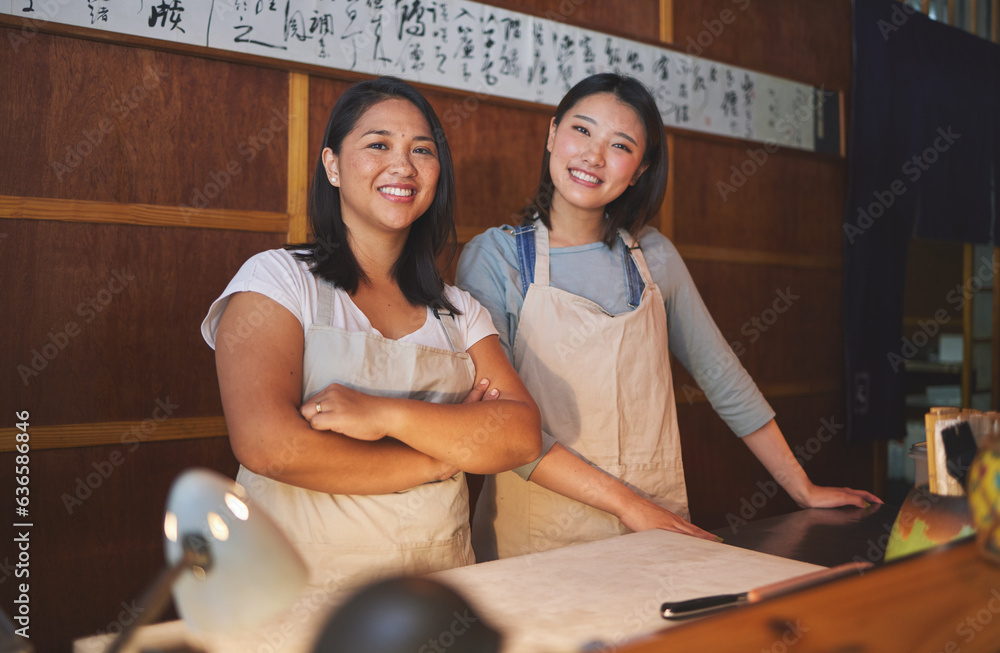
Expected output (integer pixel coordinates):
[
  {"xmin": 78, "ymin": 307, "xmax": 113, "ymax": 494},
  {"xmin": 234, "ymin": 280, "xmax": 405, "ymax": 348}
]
[{"xmin": 661, "ymin": 560, "xmax": 873, "ymax": 619}]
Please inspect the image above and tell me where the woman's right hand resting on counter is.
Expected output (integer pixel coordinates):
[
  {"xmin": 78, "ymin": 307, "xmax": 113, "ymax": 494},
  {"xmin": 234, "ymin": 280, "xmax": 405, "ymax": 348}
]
[
  {"xmin": 528, "ymin": 443, "xmax": 718, "ymax": 541},
  {"xmin": 467, "ymin": 384, "xmax": 718, "ymax": 542},
  {"xmin": 613, "ymin": 492, "xmax": 718, "ymax": 541}
]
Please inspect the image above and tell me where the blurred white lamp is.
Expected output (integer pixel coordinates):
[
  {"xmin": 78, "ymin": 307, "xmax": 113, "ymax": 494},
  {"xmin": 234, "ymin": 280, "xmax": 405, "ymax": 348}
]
[{"xmin": 107, "ymin": 468, "xmax": 308, "ymax": 653}]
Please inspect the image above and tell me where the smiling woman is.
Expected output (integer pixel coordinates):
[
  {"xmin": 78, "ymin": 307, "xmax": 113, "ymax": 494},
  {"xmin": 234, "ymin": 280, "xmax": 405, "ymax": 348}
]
[
  {"xmin": 457, "ymin": 73, "xmax": 881, "ymax": 562},
  {"xmin": 199, "ymin": 76, "xmax": 541, "ymax": 592}
]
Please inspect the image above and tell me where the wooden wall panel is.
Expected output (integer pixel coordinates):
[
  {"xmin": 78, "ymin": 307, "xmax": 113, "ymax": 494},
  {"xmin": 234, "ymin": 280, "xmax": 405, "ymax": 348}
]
[
  {"xmin": 434, "ymin": 96, "xmax": 550, "ymax": 233},
  {"xmin": 0, "ymin": 27, "xmax": 288, "ymax": 214},
  {"xmin": 672, "ymin": 137, "xmax": 847, "ymax": 259},
  {"xmin": 0, "ymin": 439, "xmax": 239, "ymax": 653},
  {"xmin": 672, "ymin": 0, "xmax": 853, "ymax": 89},
  {"xmin": 306, "ymin": 76, "xmax": 354, "ymax": 200},
  {"xmin": 1, "ymin": 219, "xmax": 284, "ymax": 425},
  {"xmin": 677, "ymin": 262, "xmax": 843, "ymax": 389}
]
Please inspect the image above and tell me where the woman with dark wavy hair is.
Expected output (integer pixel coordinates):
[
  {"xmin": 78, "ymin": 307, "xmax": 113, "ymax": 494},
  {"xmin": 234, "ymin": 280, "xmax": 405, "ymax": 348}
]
[
  {"xmin": 458, "ymin": 73, "xmax": 879, "ymax": 560},
  {"xmin": 202, "ymin": 77, "xmax": 541, "ymax": 589}
]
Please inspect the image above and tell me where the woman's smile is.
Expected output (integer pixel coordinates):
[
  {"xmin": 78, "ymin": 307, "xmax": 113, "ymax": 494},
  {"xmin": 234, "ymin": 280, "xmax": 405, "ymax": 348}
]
[
  {"xmin": 568, "ymin": 168, "xmax": 604, "ymax": 186},
  {"xmin": 377, "ymin": 183, "xmax": 419, "ymax": 202}
]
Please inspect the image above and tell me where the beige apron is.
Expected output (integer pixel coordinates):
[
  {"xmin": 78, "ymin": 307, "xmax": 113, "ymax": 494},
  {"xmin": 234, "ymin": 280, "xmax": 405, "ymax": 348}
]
[
  {"xmin": 237, "ymin": 282, "xmax": 476, "ymax": 592},
  {"xmin": 475, "ymin": 222, "xmax": 689, "ymax": 560}
]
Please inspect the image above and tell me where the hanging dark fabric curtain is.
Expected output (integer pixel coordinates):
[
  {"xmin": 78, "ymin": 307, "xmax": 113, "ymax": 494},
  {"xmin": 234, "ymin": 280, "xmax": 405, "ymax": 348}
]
[{"xmin": 844, "ymin": 0, "xmax": 999, "ymax": 442}]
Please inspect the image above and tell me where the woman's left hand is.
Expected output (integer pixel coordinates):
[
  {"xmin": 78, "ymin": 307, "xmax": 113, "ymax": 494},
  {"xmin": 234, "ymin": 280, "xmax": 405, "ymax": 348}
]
[
  {"xmin": 301, "ymin": 383, "xmax": 390, "ymax": 441},
  {"xmin": 795, "ymin": 483, "xmax": 883, "ymax": 509}
]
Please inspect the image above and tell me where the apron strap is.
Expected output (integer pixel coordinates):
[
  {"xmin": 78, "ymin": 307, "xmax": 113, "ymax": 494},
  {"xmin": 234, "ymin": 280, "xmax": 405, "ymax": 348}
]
[
  {"xmin": 514, "ymin": 223, "xmax": 649, "ymax": 310},
  {"xmin": 317, "ymin": 278, "xmax": 462, "ymax": 353},
  {"xmin": 617, "ymin": 229, "xmax": 647, "ymax": 310},
  {"xmin": 532, "ymin": 222, "xmax": 551, "ymax": 287},
  {"xmin": 316, "ymin": 278, "xmax": 338, "ymax": 326},
  {"xmin": 432, "ymin": 307, "xmax": 463, "ymax": 353}
]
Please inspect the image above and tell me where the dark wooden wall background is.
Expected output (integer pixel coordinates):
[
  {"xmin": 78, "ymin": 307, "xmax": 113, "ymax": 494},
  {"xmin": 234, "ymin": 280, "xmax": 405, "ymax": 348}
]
[
  {"xmin": 0, "ymin": 1, "xmax": 878, "ymax": 650},
  {"xmin": 669, "ymin": 0, "xmax": 880, "ymax": 527}
]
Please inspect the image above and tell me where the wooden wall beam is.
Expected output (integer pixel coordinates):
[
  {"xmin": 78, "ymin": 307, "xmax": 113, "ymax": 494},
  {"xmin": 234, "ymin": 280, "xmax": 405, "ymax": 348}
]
[
  {"xmin": 675, "ymin": 244, "xmax": 841, "ymax": 270},
  {"xmin": 0, "ymin": 195, "xmax": 288, "ymax": 232},
  {"xmin": 659, "ymin": 0, "xmax": 676, "ymax": 240},
  {"xmin": 287, "ymin": 71, "xmax": 311, "ymax": 244},
  {"xmin": 994, "ymin": 247, "xmax": 999, "ymax": 409},
  {"xmin": 0, "ymin": 416, "xmax": 228, "ymax": 452},
  {"xmin": 963, "ymin": 243, "xmax": 974, "ymax": 408}
]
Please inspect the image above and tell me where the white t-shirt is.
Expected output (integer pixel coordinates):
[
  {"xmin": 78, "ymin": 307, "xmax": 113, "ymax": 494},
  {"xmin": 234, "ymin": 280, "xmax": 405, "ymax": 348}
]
[{"xmin": 201, "ymin": 248, "xmax": 498, "ymax": 352}]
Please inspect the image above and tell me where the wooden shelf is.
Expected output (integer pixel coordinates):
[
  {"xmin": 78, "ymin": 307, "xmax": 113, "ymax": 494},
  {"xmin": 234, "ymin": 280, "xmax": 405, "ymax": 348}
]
[{"xmin": 904, "ymin": 360, "xmax": 963, "ymax": 375}]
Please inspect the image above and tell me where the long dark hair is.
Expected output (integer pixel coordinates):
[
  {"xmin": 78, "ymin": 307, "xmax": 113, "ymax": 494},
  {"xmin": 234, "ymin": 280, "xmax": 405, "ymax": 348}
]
[
  {"xmin": 287, "ymin": 76, "xmax": 459, "ymax": 313},
  {"xmin": 523, "ymin": 73, "xmax": 668, "ymax": 247}
]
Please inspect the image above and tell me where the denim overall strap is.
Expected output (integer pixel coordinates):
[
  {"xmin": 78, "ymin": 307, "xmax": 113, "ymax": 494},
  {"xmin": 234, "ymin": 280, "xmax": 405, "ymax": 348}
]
[
  {"xmin": 511, "ymin": 224, "xmax": 538, "ymax": 296},
  {"xmin": 619, "ymin": 230, "xmax": 646, "ymax": 310}
]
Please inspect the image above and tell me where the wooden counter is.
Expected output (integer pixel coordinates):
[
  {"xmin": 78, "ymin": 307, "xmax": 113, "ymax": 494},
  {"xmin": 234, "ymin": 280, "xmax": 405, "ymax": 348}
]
[
  {"xmin": 623, "ymin": 538, "xmax": 1000, "ymax": 653},
  {"xmin": 75, "ymin": 505, "xmax": 1000, "ymax": 653}
]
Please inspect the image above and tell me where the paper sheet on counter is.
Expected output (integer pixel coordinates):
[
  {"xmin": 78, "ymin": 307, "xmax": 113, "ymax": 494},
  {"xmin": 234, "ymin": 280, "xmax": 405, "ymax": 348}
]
[
  {"xmin": 429, "ymin": 530, "xmax": 825, "ymax": 653},
  {"xmin": 74, "ymin": 530, "xmax": 824, "ymax": 653}
]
